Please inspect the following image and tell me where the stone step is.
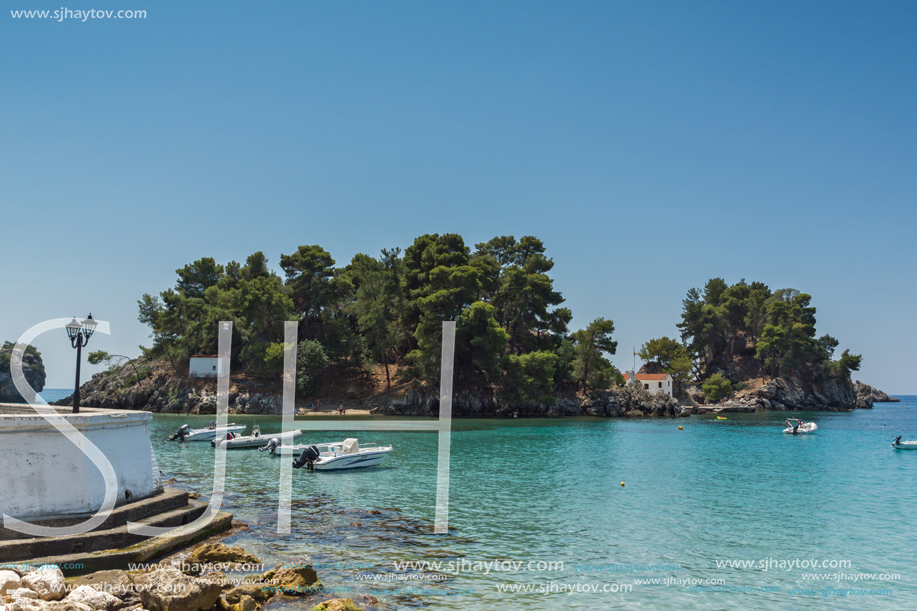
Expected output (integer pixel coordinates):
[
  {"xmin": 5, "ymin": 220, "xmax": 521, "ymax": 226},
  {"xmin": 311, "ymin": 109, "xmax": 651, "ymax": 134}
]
[
  {"xmin": 0, "ymin": 488, "xmax": 190, "ymax": 542},
  {"xmin": 26, "ymin": 510, "xmax": 234, "ymax": 576},
  {"xmin": 0, "ymin": 499, "xmax": 208, "ymax": 564}
]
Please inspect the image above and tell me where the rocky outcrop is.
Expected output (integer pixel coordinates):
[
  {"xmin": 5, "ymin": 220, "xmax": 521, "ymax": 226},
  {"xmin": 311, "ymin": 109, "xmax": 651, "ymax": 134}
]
[
  {"xmin": 728, "ymin": 375, "xmax": 857, "ymax": 411},
  {"xmin": 259, "ymin": 564, "xmax": 321, "ymax": 596},
  {"xmin": 135, "ymin": 568, "xmax": 222, "ymax": 611},
  {"xmin": 373, "ymin": 384, "xmax": 687, "ymax": 418},
  {"xmin": 53, "ymin": 358, "xmax": 285, "ymax": 415},
  {"xmin": 55, "ymin": 354, "xmax": 878, "ymax": 417},
  {"xmin": 0, "ymin": 347, "xmax": 45, "ymax": 402},
  {"xmin": 854, "ymin": 381, "xmax": 900, "ymax": 409},
  {"xmin": 184, "ymin": 544, "xmax": 260, "ymax": 575}
]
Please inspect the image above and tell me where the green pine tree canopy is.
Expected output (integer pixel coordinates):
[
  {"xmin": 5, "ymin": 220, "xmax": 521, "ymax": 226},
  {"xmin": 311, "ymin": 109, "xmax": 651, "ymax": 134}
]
[
  {"xmin": 137, "ymin": 235, "xmax": 611, "ymax": 401},
  {"xmin": 138, "ymin": 244, "xmax": 860, "ymax": 401}
]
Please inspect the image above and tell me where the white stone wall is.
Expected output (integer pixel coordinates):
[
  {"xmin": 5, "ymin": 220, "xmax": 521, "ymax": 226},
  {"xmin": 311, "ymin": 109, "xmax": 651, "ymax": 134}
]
[
  {"xmin": 624, "ymin": 373, "xmax": 674, "ymax": 398},
  {"xmin": 189, "ymin": 357, "xmax": 220, "ymax": 378},
  {"xmin": 0, "ymin": 405, "xmax": 162, "ymax": 519}
]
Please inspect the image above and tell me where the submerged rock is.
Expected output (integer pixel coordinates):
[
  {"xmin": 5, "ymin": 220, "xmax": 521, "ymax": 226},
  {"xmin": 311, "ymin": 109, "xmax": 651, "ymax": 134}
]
[{"xmin": 309, "ymin": 600, "xmax": 365, "ymax": 611}]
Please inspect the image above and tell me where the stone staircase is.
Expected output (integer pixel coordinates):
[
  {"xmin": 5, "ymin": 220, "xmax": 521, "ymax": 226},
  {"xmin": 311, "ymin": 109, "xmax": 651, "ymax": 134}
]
[{"xmin": 0, "ymin": 488, "xmax": 232, "ymax": 574}]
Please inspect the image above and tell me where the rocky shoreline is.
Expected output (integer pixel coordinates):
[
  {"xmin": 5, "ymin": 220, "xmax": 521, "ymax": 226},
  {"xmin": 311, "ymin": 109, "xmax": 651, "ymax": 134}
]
[
  {"xmin": 0, "ymin": 541, "xmax": 369, "ymax": 611},
  {"xmin": 53, "ymin": 358, "xmax": 900, "ymax": 418}
]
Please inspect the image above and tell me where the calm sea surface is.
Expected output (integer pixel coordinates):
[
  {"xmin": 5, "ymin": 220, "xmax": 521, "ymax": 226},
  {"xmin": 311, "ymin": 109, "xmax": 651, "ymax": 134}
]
[
  {"xmin": 36, "ymin": 388, "xmax": 73, "ymax": 403},
  {"xmin": 148, "ymin": 399, "xmax": 917, "ymax": 610}
]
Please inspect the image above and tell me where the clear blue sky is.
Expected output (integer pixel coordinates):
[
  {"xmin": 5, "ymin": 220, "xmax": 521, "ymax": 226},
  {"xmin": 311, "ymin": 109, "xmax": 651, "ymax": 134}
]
[{"xmin": 2, "ymin": 1, "xmax": 915, "ymax": 392}]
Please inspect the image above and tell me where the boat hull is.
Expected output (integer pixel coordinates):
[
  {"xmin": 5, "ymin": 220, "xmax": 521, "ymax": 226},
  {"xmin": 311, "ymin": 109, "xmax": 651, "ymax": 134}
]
[
  {"xmin": 893, "ymin": 441, "xmax": 917, "ymax": 450},
  {"xmin": 213, "ymin": 429, "xmax": 302, "ymax": 449},
  {"xmin": 313, "ymin": 448, "xmax": 392, "ymax": 470},
  {"xmin": 184, "ymin": 425, "xmax": 247, "ymax": 441},
  {"xmin": 783, "ymin": 423, "xmax": 818, "ymax": 434}
]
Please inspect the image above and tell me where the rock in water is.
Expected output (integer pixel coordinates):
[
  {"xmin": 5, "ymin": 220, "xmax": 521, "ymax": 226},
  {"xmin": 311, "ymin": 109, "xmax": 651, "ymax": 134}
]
[
  {"xmin": 854, "ymin": 381, "xmax": 900, "ymax": 409},
  {"xmin": 185, "ymin": 544, "xmax": 261, "ymax": 574},
  {"xmin": 309, "ymin": 600, "xmax": 366, "ymax": 611},
  {"xmin": 260, "ymin": 565, "xmax": 321, "ymax": 596},
  {"xmin": 21, "ymin": 569, "xmax": 65, "ymax": 602},
  {"xmin": 136, "ymin": 568, "xmax": 222, "ymax": 611},
  {"xmin": 229, "ymin": 595, "xmax": 259, "ymax": 611},
  {"xmin": 0, "ymin": 347, "xmax": 45, "ymax": 403},
  {"xmin": 223, "ymin": 587, "xmax": 267, "ymax": 603}
]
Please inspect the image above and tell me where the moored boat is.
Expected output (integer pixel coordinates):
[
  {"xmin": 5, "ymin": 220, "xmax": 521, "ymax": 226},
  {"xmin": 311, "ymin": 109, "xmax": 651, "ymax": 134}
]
[
  {"xmin": 271, "ymin": 438, "xmax": 393, "ymax": 471},
  {"xmin": 783, "ymin": 418, "xmax": 817, "ymax": 434},
  {"xmin": 892, "ymin": 436, "xmax": 917, "ymax": 449},
  {"xmin": 212, "ymin": 425, "xmax": 303, "ymax": 449},
  {"xmin": 169, "ymin": 422, "xmax": 247, "ymax": 442}
]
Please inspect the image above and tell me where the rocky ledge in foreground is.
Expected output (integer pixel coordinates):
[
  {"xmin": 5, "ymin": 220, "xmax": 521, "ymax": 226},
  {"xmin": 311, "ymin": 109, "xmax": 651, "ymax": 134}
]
[{"xmin": 0, "ymin": 542, "xmax": 373, "ymax": 611}]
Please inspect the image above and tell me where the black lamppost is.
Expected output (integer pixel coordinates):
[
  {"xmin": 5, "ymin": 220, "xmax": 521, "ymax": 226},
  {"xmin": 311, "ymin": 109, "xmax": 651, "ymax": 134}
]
[{"xmin": 66, "ymin": 314, "xmax": 97, "ymax": 414}]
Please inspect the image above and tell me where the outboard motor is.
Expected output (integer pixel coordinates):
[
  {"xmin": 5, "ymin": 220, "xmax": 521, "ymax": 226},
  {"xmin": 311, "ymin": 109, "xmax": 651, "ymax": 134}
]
[
  {"xmin": 293, "ymin": 445, "xmax": 321, "ymax": 471},
  {"xmin": 893, "ymin": 435, "xmax": 902, "ymax": 447},
  {"xmin": 169, "ymin": 424, "xmax": 191, "ymax": 441},
  {"xmin": 260, "ymin": 438, "xmax": 281, "ymax": 454}
]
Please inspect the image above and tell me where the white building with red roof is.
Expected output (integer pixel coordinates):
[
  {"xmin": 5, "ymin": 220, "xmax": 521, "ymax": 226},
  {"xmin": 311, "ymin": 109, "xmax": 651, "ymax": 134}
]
[{"xmin": 623, "ymin": 371, "xmax": 674, "ymax": 397}]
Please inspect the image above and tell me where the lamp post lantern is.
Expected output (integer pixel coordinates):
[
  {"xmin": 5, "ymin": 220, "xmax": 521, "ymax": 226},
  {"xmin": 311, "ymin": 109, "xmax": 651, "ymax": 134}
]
[{"xmin": 66, "ymin": 314, "xmax": 97, "ymax": 413}]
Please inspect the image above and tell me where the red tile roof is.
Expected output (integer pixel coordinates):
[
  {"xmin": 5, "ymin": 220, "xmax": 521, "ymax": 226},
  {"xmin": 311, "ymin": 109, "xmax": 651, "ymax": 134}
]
[{"xmin": 623, "ymin": 373, "xmax": 670, "ymax": 381}]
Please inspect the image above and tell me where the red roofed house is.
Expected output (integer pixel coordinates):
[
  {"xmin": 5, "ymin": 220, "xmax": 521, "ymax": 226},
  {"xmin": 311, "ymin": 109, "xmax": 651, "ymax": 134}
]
[{"xmin": 623, "ymin": 371, "xmax": 674, "ymax": 397}]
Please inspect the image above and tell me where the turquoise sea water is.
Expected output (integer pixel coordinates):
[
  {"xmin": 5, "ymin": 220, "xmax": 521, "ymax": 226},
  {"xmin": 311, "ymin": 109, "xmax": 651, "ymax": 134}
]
[
  {"xmin": 149, "ymin": 399, "xmax": 917, "ymax": 610},
  {"xmin": 37, "ymin": 389, "xmax": 73, "ymax": 403}
]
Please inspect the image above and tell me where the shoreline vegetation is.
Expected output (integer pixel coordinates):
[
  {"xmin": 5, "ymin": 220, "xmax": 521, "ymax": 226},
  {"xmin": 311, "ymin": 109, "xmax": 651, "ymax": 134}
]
[{"xmin": 36, "ymin": 233, "xmax": 896, "ymax": 415}]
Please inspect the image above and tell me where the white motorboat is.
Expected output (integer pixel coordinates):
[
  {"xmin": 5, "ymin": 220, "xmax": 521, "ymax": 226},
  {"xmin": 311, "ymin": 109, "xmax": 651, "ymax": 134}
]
[
  {"xmin": 892, "ymin": 436, "xmax": 917, "ymax": 449},
  {"xmin": 212, "ymin": 425, "xmax": 302, "ymax": 449},
  {"xmin": 783, "ymin": 419, "xmax": 817, "ymax": 434},
  {"xmin": 169, "ymin": 422, "xmax": 247, "ymax": 442},
  {"xmin": 271, "ymin": 438, "xmax": 393, "ymax": 471}
]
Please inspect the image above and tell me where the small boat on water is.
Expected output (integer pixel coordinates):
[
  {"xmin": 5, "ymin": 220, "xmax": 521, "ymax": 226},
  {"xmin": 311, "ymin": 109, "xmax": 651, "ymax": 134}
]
[
  {"xmin": 267, "ymin": 438, "xmax": 393, "ymax": 471},
  {"xmin": 212, "ymin": 425, "xmax": 302, "ymax": 449},
  {"xmin": 892, "ymin": 436, "xmax": 917, "ymax": 449},
  {"xmin": 783, "ymin": 418, "xmax": 817, "ymax": 434},
  {"xmin": 169, "ymin": 422, "xmax": 246, "ymax": 442}
]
